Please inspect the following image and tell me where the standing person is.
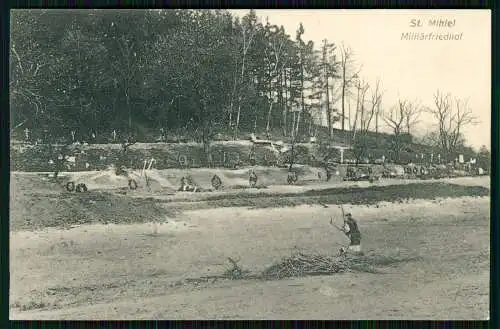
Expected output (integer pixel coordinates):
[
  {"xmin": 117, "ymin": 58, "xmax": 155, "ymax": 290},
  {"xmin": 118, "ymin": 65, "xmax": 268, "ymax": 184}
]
[
  {"xmin": 112, "ymin": 129, "xmax": 117, "ymax": 143},
  {"xmin": 342, "ymin": 213, "xmax": 362, "ymax": 254}
]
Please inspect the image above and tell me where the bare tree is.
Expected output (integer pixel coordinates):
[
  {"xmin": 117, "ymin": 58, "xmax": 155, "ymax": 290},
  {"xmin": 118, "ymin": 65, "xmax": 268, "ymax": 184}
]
[
  {"xmin": 339, "ymin": 43, "xmax": 361, "ymax": 131},
  {"xmin": 351, "ymin": 78, "xmax": 373, "ymax": 163},
  {"xmin": 384, "ymin": 99, "xmax": 407, "ymax": 163},
  {"xmin": 403, "ymin": 99, "xmax": 423, "ymax": 135},
  {"xmin": 372, "ymin": 78, "xmax": 385, "ymax": 134},
  {"xmin": 319, "ymin": 39, "xmax": 342, "ymax": 139},
  {"xmin": 351, "ymin": 78, "xmax": 369, "ymax": 141},
  {"xmin": 363, "ymin": 78, "xmax": 383, "ymax": 132},
  {"xmin": 349, "ymin": 78, "xmax": 383, "ymax": 163},
  {"xmin": 427, "ymin": 90, "xmax": 478, "ymax": 161}
]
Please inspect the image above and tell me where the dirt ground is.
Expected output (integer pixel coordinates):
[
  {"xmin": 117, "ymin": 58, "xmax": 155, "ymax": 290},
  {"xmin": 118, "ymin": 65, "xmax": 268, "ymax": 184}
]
[{"xmin": 9, "ymin": 174, "xmax": 490, "ymax": 320}]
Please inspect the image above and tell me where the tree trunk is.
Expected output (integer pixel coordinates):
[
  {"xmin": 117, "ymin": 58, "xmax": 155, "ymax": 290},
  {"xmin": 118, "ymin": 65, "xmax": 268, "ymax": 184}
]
[
  {"xmin": 296, "ymin": 111, "xmax": 301, "ymax": 138},
  {"xmin": 351, "ymin": 86, "xmax": 361, "ymax": 144},
  {"xmin": 203, "ymin": 137, "xmax": 212, "ymax": 167},
  {"xmin": 228, "ymin": 65, "xmax": 239, "ymax": 129},
  {"xmin": 288, "ymin": 141, "xmax": 296, "ymax": 171},
  {"xmin": 234, "ymin": 45, "xmax": 248, "ymax": 139},
  {"xmin": 278, "ymin": 70, "xmax": 284, "ymax": 135},
  {"xmin": 235, "ymin": 98, "xmax": 242, "ymax": 139},
  {"xmin": 266, "ymin": 77, "xmax": 273, "ymax": 134},
  {"xmin": 125, "ymin": 89, "xmax": 132, "ymax": 136},
  {"xmin": 266, "ymin": 100, "xmax": 273, "ymax": 134},
  {"xmin": 201, "ymin": 103, "xmax": 212, "ymax": 167},
  {"xmin": 341, "ymin": 65, "xmax": 346, "ymax": 131},
  {"xmin": 326, "ymin": 74, "xmax": 332, "ymax": 139},
  {"xmin": 267, "ymin": 60, "xmax": 280, "ymax": 135},
  {"xmin": 348, "ymin": 101, "xmax": 352, "ymax": 130},
  {"xmin": 253, "ymin": 113, "xmax": 258, "ymax": 133},
  {"xmin": 308, "ymin": 108, "xmax": 313, "ymax": 136},
  {"xmin": 283, "ymin": 69, "xmax": 288, "ymax": 136},
  {"xmin": 300, "ymin": 67, "xmax": 305, "ymax": 127}
]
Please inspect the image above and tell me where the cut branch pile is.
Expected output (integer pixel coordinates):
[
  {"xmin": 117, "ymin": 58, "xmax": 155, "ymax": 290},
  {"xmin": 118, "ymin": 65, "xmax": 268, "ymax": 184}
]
[
  {"xmin": 261, "ymin": 251, "xmax": 350, "ymax": 280},
  {"xmin": 174, "ymin": 250, "xmax": 424, "ymax": 289}
]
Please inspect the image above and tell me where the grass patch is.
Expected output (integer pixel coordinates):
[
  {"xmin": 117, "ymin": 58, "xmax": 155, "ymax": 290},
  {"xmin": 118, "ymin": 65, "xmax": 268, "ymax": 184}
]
[
  {"xmin": 156, "ymin": 182, "xmax": 490, "ymax": 210},
  {"xmin": 203, "ymin": 182, "xmax": 488, "ymax": 202}
]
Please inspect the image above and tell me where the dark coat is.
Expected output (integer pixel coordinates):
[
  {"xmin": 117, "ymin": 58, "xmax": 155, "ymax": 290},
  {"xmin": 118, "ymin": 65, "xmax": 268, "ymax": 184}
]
[{"xmin": 344, "ymin": 218, "xmax": 361, "ymax": 245}]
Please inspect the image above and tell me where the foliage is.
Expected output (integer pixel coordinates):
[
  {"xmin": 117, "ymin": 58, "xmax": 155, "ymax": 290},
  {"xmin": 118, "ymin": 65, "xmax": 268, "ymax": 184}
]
[
  {"xmin": 10, "ymin": 10, "xmax": 481, "ymax": 165},
  {"xmin": 476, "ymin": 145, "xmax": 490, "ymax": 170},
  {"xmin": 10, "ymin": 10, "xmax": 333, "ymax": 142}
]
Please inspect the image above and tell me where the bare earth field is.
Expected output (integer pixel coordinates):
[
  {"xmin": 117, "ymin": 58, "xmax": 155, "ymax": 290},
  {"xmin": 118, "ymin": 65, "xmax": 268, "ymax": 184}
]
[{"xmin": 9, "ymin": 172, "xmax": 490, "ymax": 320}]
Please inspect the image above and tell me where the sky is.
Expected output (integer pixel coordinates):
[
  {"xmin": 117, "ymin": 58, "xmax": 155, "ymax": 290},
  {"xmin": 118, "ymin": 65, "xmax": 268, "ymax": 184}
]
[{"xmin": 228, "ymin": 9, "xmax": 491, "ymax": 150}]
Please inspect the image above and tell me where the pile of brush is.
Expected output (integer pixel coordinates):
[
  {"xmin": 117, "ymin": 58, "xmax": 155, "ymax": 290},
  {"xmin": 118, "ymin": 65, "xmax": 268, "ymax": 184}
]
[
  {"xmin": 217, "ymin": 250, "xmax": 388, "ymax": 283},
  {"xmin": 261, "ymin": 251, "xmax": 350, "ymax": 280}
]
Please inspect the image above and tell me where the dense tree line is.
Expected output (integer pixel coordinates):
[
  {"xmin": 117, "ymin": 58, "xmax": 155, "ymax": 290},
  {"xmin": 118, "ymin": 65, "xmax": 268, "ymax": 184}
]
[
  {"xmin": 10, "ymin": 9, "xmax": 487, "ymax": 166},
  {"xmin": 10, "ymin": 9, "xmax": 343, "ymax": 141}
]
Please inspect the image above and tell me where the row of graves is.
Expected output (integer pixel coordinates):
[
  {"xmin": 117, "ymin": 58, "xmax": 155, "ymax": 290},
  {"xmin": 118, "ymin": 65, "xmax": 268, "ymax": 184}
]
[{"xmin": 12, "ymin": 129, "xmax": 487, "ymax": 180}]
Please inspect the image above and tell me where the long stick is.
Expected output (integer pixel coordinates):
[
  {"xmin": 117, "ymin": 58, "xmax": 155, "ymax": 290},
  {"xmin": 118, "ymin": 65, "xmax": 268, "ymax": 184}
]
[
  {"xmin": 147, "ymin": 158, "xmax": 156, "ymax": 170},
  {"xmin": 142, "ymin": 160, "xmax": 147, "ymax": 176},
  {"xmin": 144, "ymin": 172, "xmax": 151, "ymax": 191},
  {"xmin": 329, "ymin": 216, "xmax": 344, "ymax": 232}
]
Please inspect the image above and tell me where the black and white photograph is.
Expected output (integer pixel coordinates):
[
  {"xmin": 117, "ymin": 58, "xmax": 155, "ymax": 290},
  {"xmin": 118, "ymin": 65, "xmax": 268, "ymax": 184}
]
[{"xmin": 9, "ymin": 9, "xmax": 491, "ymax": 319}]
